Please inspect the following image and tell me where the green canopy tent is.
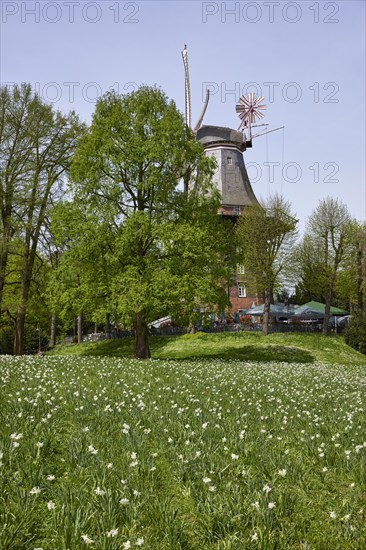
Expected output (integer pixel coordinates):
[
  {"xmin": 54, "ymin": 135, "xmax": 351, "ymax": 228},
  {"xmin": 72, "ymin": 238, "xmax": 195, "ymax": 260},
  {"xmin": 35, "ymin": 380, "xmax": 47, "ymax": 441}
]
[{"xmin": 294, "ymin": 301, "xmax": 349, "ymax": 317}]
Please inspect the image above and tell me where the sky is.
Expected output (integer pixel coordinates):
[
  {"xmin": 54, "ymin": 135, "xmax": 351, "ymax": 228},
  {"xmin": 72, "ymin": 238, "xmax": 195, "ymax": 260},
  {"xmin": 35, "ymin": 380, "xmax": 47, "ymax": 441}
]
[{"xmin": 0, "ymin": 0, "xmax": 365, "ymax": 231}]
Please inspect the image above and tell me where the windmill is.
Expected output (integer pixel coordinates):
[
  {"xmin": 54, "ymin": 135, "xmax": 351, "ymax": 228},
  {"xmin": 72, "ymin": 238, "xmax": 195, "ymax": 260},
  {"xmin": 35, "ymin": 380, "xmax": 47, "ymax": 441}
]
[
  {"xmin": 181, "ymin": 45, "xmax": 210, "ymax": 134},
  {"xmin": 236, "ymin": 92, "xmax": 267, "ymax": 147},
  {"xmin": 236, "ymin": 93, "xmax": 285, "ymax": 147}
]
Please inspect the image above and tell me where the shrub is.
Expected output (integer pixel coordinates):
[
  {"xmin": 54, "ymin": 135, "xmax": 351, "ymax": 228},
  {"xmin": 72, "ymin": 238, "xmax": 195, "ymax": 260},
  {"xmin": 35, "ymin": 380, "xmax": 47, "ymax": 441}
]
[{"xmin": 344, "ymin": 313, "xmax": 366, "ymax": 354}]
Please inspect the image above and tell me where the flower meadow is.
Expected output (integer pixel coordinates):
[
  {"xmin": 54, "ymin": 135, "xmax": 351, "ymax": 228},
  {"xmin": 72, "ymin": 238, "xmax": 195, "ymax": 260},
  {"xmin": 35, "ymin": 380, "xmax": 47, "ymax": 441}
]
[{"xmin": 1, "ymin": 356, "xmax": 366, "ymax": 549}]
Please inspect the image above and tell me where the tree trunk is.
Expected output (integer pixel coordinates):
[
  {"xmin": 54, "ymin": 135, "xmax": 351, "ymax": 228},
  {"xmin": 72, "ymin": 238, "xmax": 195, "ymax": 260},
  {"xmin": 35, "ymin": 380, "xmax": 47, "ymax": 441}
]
[
  {"xmin": 14, "ymin": 304, "xmax": 26, "ymax": 355},
  {"xmin": 134, "ymin": 311, "xmax": 150, "ymax": 359},
  {"xmin": 262, "ymin": 289, "xmax": 271, "ymax": 336},
  {"xmin": 0, "ymin": 242, "xmax": 9, "ymax": 315},
  {"xmin": 77, "ymin": 314, "xmax": 83, "ymax": 344},
  {"xmin": 323, "ymin": 290, "xmax": 332, "ymax": 336},
  {"xmin": 105, "ymin": 312, "xmax": 111, "ymax": 338},
  {"xmin": 94, "ymin": 322, "xmax": 98, "ymax": 333},
  {"xmin": 357, "ymin": 241, "xmax": 364, "ymax": 312},
  {"xmin": 50, "ymin": 312, "xmax": 57, "ymax": 347}
]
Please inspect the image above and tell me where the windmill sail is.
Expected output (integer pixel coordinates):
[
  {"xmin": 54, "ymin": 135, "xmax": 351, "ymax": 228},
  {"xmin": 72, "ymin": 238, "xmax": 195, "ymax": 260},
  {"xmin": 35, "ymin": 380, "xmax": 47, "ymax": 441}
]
[{"xmin": 181, "ymin": 45, "xmax": 191, "ymax": 129}]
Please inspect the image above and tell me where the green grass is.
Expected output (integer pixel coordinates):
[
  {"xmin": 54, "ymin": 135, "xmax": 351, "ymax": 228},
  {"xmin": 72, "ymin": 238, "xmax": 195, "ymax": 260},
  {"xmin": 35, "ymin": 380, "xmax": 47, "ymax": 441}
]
[
  {"xmin": 1, "ymin": 354, "xmax": 366, "ymax": 549},
  {"xmin": 48, "ymin": 332, "xmax": 366, "ymax": 366}
]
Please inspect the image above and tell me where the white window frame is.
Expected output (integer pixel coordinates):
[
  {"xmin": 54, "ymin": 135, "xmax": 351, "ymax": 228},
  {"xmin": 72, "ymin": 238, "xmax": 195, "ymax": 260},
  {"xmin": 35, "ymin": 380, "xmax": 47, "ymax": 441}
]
[
  {"xmin": 237, "ymin": 264, "xmax": 245, "ymax": 275},
  {"xmin": 238, "ymin": 285, "xmax": 246, "ymax": 298}
]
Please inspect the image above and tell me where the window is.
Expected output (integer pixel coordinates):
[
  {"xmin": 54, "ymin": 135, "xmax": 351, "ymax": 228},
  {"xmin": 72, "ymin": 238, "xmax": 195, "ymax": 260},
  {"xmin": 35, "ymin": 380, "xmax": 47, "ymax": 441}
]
[
  {"xmin": 227, "ymin": 156, "xmax": 233, "ymax": 165},
  {"xmin": 238, "ymin": 285, "xmax": 247, "ymax": 298},
  {"xmin": 233, "ymin": 206, "xmax": 241, "ymax": 215},
  {"xmin": 237, "ymin": 264, "xmax": 245, "ymax": 275}
]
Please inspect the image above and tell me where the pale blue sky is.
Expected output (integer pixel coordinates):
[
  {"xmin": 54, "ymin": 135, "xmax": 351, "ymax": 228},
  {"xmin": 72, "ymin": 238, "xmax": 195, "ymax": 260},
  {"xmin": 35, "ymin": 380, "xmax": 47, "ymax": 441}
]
[{"xmin": 1, "ymin": 0, "xmax": 365, "ymax": 230}]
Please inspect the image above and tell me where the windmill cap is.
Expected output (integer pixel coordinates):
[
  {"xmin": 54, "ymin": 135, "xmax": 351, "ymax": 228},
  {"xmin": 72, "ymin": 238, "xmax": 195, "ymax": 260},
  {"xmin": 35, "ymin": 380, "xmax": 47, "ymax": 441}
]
[{"xmin": 196, "ymin": 125, "xmax": 245, "ymax": 150}]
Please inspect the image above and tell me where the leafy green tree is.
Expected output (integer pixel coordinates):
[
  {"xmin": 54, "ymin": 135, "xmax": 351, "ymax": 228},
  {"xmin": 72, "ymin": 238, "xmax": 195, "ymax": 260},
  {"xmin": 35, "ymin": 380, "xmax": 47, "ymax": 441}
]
[
  {"xmin": 47, "ymin": 199, "xmax": 116, "ymax": 343},
  {"xmin": 297, "ymin": 197, "xmax": 352, "ymax": 335},
  {"xmin": 236, "ymin": 194, "xmax": 298, "ymax": 336},
  {"xmin": 0, "ymin": 83, "xmax": 85, "ymax": 354},
  {"xmin": 69, "ymin": 86, "xmax": 230, "ymax": 358},
  {"xmin": 335, "ymin": 221, "xmax": 366, "ymax": 313}
]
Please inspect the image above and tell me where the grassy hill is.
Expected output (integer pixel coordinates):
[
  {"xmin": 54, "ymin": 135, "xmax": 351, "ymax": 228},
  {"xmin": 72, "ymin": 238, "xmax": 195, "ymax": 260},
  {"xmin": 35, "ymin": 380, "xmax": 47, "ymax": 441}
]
[{"xmin": 48, "ymin": 332, "xmax": 366, "ymax": 366}]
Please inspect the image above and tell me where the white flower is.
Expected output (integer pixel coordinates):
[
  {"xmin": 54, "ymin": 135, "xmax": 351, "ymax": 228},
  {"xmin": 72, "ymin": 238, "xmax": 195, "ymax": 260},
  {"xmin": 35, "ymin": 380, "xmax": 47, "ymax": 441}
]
[
  {"xmin": 119, "ymin": 497, "xmax": 129, "ymax": 505},
  {"xmin": 322, "ymin": 467, "xmax": 328, "ymax": 472},
  {"xmin": 36, "ymin": 442, "xmax": 44, "ymax": 448},
  {"xmin": 12, "ymin": 441, "xmax": 20, "ymax": 448},
  {"xmin": 278, "ymin": 469, "xmax": 287, "ymax": 477},
  {"xmin": 47, "ymin": 501, "xmax": 55, "ymax": 510},
  {"xmin": 203, "ymin": 477, "xmax": 211, "ymax": 484},
  {"xmin": 251, "ymin": 532, "xmax": 258, "ymax": 541},
  {"xmin": 82, "ymin": 427, "xmax": 90, "ymax": 432},
  {"xmin": 343, "ymin": 514, "xmax": 350, "ymax": 522},
  {"xmin": 209, "ymin": 485, "xmax": 216, "ymax": 492},
  {"xmin": 262, "ymin": 484, "xmax": 271, "ymax": 494},
  {"xmin": 106, "ymin": 528, "xmax": 118, "ymax": 537},
  {"xmin": 87, "ymin": 445, "xmax": 98, "ymax": 455},
  {"xmin": 81, "ymin": 534, "xmax": 94, "ymax": 544},
  {"xmin": 122, "ymin": 541, "xmax": 131, "ymax": 549},
  {"xmin": 10, "ymin": 433, "xmax": 23, "ymax": 440},
  {"xmin": 231, "ymin": 453, "xmax": 239, "ymax": 460},
  {"xmin": 30, "ymin": 486, "xmax": 41, "ymax": 495},
  {"xmin": 46, "ymin": 474, "xmax": 55, "ymax": 481},
  {"xmin": 251, "ymin": 501, "xmax": 260, "ymax": 510},
  {"xmin": 136, "ymin": 537, "xmax": 144, "ymax": 546},
  {"xmin": 133, "ymin": 489, "xmax": 140, "ymax": 497},
  {"xmin": 329, "ymin": 511, "xmax": 337, "ymax": 519},
  {"xmin": 94, "ymin": 486, "xmax": 105, "ymax": 496},
  {"xmin": 268, "ymin": 502, "xmax": 276, "ymax": 509},
  {"xmin": 107, "ymin": 463, "xmax": 113, "ymax": 469}
]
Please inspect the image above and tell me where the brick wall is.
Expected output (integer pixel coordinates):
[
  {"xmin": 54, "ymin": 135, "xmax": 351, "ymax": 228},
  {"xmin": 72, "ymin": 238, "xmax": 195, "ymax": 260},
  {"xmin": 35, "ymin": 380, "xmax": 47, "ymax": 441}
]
[{"xmin": 227, "ymin": 286, "xmax": 258, "ymax": 315}]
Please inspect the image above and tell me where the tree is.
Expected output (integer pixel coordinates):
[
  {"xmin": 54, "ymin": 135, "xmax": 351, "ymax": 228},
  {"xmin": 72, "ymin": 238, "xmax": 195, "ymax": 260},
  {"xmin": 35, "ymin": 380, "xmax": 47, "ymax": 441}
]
[
  {"xmin": 47, "ymin": 199, "xmax": 116, "ymax": 344},
  {"xmin": 335, "ymin": 221, "xmax": 366, "ymax": 313},
  {"xmin": 236, "ymin": 194, "xmax": 298, "ymax": 336},
  {"xmin": 297, "ymin": 197, "xmax": 352, "ymax": 335},
  {"xmin": 70, "ymin": 86, "xmax": 230, "ymax": 358},
  {"xmin": 0, "ymin": 83, "xmax": 85, "ymax": 354}
]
